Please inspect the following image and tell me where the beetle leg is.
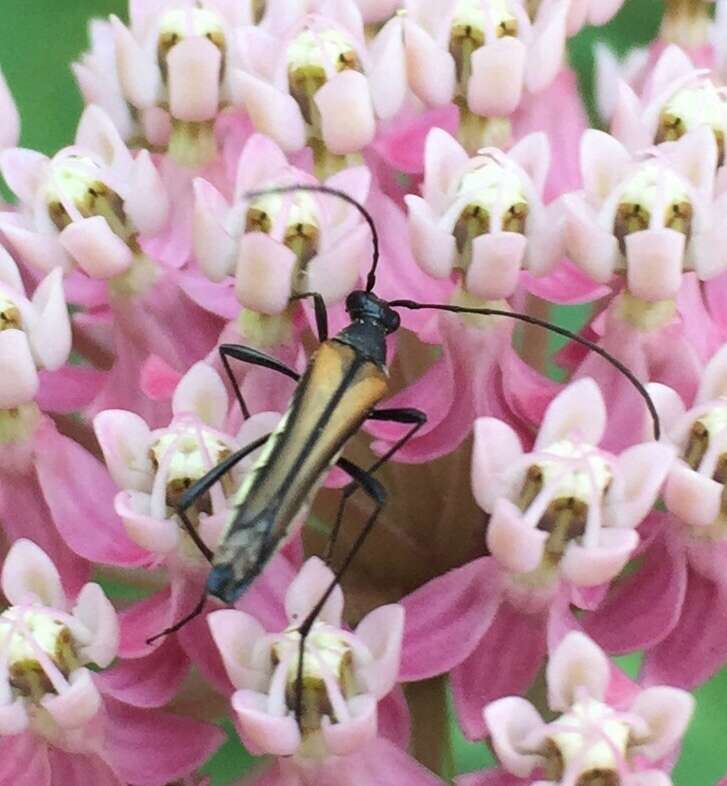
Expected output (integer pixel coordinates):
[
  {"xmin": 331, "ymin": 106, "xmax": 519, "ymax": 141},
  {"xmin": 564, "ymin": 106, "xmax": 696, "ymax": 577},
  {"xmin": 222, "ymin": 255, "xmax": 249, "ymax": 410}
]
[
  {"xmin": 290, "ymin": 291, "xmax": 328, "ymax": 342},
  {"xmin": 294, "ymin": 463, "xmax": 386, "ymax": 726},
  {"xmin": 219, "ymin": 344, "xmax": 300, "ymax": 420},
  {"xmin": 325, "ymin": 408, "xmax": 427, "ymax": 564}
]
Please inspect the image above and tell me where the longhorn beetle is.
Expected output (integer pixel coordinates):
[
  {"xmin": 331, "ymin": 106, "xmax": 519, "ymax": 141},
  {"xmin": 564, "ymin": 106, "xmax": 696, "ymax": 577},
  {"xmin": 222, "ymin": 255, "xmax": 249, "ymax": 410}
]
[{"xmin": 148, "ymin": 183, "xmax": 660, "ymax": 724}]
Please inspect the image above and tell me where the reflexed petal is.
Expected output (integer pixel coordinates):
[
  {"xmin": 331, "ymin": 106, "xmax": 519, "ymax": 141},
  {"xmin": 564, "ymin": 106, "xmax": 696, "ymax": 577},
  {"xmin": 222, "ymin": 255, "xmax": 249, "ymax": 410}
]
[
  {"xmin": 547, "ymin": 630, "xmax": 610, "ymax": 709},
  {"xmin": 625, "ymin": 229, "xmax": 685, "ymax": 302},
  {"xmin": 285, "ymin": 557, "xmax": 343, "ymax": 627},
  {"xmin": 172, "ymin": 362, "xmax": 228, "ymax": 428},
  {"xmin": 468, "ymin": 39, "xmax": 526, "ymax": 117},
  {"xmin": 1, "ymin": 538, "xmax": 66, "ymax": 608},
  {"xmin": 535, "ymin": 377, "xmax": 607, "ymax": 448},
  {"xmin": 167, "ymin": 38, "xmax": 221, "ymax": 122},
  {"xmin": 315, "ymin": 70, "xmax": 376, "ymax": 154},
  {"xmin": 93, "ymin": 409, "xmax": 153, "ymax": 492},
  {"xmin": 484, "ymin": 697, "xmax": 545, "ymax": 778}
]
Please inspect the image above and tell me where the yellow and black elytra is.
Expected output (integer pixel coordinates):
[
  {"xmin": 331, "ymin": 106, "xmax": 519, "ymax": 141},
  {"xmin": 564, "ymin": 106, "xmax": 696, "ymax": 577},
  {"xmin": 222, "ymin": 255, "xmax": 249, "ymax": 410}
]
[{"xmin": 148, "ymin": 185, "xmax": 660, "ymax": 723}]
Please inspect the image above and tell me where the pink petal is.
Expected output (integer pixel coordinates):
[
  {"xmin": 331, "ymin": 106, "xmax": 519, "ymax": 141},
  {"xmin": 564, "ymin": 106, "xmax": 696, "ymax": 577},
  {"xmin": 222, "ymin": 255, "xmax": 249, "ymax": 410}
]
[
  {"xmin": 404, "ymin": 21, "xmax": 455, "ymax": 107},
  {"xmin": 467, "ymin": 39, "xmax": 526, "ymax": 117},
  {"xmin": 466, "ymin": 233, "xmax": 527, "ymax": 300},
  {"xmin": 72, "ymin": 582, "xmax": 119, "ymax": 667},
  {"xmin": 535, "ymin": 377, "xmax": 606, "ymax": 448},
  {"xmin": 0, "ymin": 147, "xmax": 48, "ymax": 203},
  {"xmin": 340, "ymin": 737, "xmax": 446, "ymax": 786},
  {"xmin": 285, "ymin": 556, "xmax": 343, "ymax": 627},
  {"xmin": 235, "ymin": 232, "xmax": 295, "ymax": 314},
  {"xmin": 117, "ymin": 587, "xmax": 173, "ymax": 658},
  {"xmin": 368, "ymin": 17, "xmax": 407, "ymax": 120},
  {"xmin": 59, "ymin": 217, "xmax": 134, "ymax": 279},
  {"xmin": 322, "ymin": 694, "xmax": 378, "ymax": 756},
  {"xmin": 422, "ymin": 127, "xmax": 470, "ymax": 207},
  {"xmin": 547, "ymin": 631, "xmax": 610, "ymax": 709},
  {"xmin": 307, "ymin": 223, "xmax": 369, "ymax": 304},
  {"xmin": 111, "ymin": 15, "xmax": 160, "ymax": 108},
  {"xmin": 484, "ymin": 697, "xmax": 545, "ymax": 778},
  {"xmin": 193, "ymin": 178, "xmax": 235, "ymax": 282},
  {"xmin": 0, "ymin": 69, "xmax": 19, "ymax": 150},
  {"xmin": 648, "ymin": 45, "xmax": 694, "ymax": 98},
  {"xmin": 114, "ymin": 490, "xmax": 180, "ymax": 554},
  {"xmin": 580, "ymin": 129, "xmax": 631, "ymax": 205},
  {"xmin": 377, "ymin": 687, "xmax": 411, "ymax": 749},
  {"xmin": 0, "ymin": 330, "xmax": 38, "ymax": 408},
  {"xmin": 207, "ymin": 608, "xmax": 269, "ymax": 691},
  {"xmin": 525, "ymin": 1, "xmax": 568, "ymax": 94},
  {"xmin": 404, "ymin": 195, "xmax": 456, "ymax": 279},
  {"xmin": 0, "ymin": 700, "xmax": 29, "ymax": 736},
  {"xmin": 451, "ymin": 601, "xmax": 546, "ymax": 740},
  {"xmin": 75, "ymin": 104, "xmax": 132, "ymax": 170},
  {"xmin": 560, "ymin": 528, "xmax": 639, "ymax": 587},
  {"xmin": 508, "ymin": 132, "xmax": 550, "ymax": 196},
  {"xmin": 172, "ymin": 362, "xmax": 228, "ymax": 428},
  {"xmin": 471, "ymin": 417, "xmax": 523, "ymax": 513},
  {"xmin": 96, "ymin": 636, "xmax": 190, "ymax": 707},
  {"xmin": 41, "ymin": 669, "xmax": 101, "ymax": 729},
  {"xmin": 354, "ymin": 604, "xmax": 404, "ymax": 698},
  {"xmin": 455, "ymin": 770, "xmax": 523, "ymax": 786},
  {"xmin": 642, "ymin": 566, "xmax": 727, "ymax": 688},
  {"xmin": 104, "ymin": 698, "xmax": 225, "ymax": 785},
  {"xmin": 606, "ymin": 442, "xmax": 676, "ymax": 530},
  {"xmin": 167, "ymin": 38, "xmax": 221, "ymax": 122},
  {"xmin": 231, "ymin": 71, "xmax": 305, "ymax": 152},
  {"xmin": 664, "ymin": 460, "xmax": 722, "ymax": 528},
  {"xmin": 0, "ymin": 735, "xmax": 50, "ymax": 786},
  {"xmin": 232, "ymin": 690, "xmax": 301, "ymax": 756},
  {"xmin": 563, "ymin": 195, "xmax": 619, "ymax": 282},
  {"xmin": 126, "ymin": 150, "xmax": 169, "ymax": 236},
  {"xmin": 315, "ymin": 70, "xmax": 376, "ymax": 154},
  {"xmin": 34, "ymin": 426, "xmax": 150, "ymax": 566},
  {"xmin": 93, "ymin": 409, "xmax": 153, "ymax": 492},
  {"xmin": 234, "ymin": 133, "xmax": 289, "ymax": 196},
  {"xmin": 611, "ymin": 80, "xmax": 651, "ymax": 152},
  {"xmin": 399, "ymin": 557, "xmax": 501, "ymax": 682},
  {"xmin": 487, "ymin": 499, "xmax": 548, "ymax": 574},
  {"xmin": 28, "ymin": 268, "xmax": 71, "ymax": 371},
  {"xmin": 1, "ymin": 538, "xmax": 66, "ymax": 608},
  {"xmin": 46, "ymin": 750, "xmax": 121, "ymax": 786},
  {"xmin": 140, "ymin": 354, "xmax": 182, "ymax": 402},
  {"xmin": 625, "ymin": 229, "xmax": 685, "ymax": 302},
  {"xmin": 0, "ymin": 221, "xmax": 71, "ymax": 274},
  {"xmin": 583, "ymin": 535, "xmax": 687, "ymax": 653},
  {"xmin": 629, "ymin": 686, "xmax": 695, "ymax": 760}
]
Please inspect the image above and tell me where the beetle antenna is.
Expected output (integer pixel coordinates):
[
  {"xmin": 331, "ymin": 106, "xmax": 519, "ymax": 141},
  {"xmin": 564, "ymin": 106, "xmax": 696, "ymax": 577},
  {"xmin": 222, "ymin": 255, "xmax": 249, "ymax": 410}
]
[
  {"xmin": 388, "ymin": 299, "xmax": 661, "ymax": 440},
  {"xmin": 242, "ymin": 184, "xmax": 380, "ymax": 292}
]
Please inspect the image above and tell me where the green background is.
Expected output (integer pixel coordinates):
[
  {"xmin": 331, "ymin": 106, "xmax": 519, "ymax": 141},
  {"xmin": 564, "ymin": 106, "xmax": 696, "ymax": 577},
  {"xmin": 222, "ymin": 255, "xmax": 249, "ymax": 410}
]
[{"xmin": 1, "ymin": 1, "xmax": 724, "ymax": 783}]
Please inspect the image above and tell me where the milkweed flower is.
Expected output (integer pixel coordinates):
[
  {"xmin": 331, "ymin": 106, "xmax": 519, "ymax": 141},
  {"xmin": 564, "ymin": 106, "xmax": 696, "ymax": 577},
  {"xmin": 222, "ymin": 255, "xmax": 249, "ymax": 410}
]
[
  {"xmin": 232, "ymin": 0, "xmax": 406, "ymax": 174},
  {"xmin": 208, "ymin": 556, "xmax": 444, "ymax": 786},
  {"xmin": 94, "ymin": 361, "xmax": 291, "ymax": 700},
  {"xmin": 193, "ymin": 133, "xmax": 372, "ymax": 344},
  {"xmin": 584, "ymin": 345, "xmax": 727, "ymax": 689},
  {"xmin": 80, "ymin": 1, "xmax": 250, "ymax": 166},
  {"xmin": 460, "ymin": 632, "xmax": 694, "ymax": 786},
  {"xmin": 406, "ymin": 128, "xmax": 561, "ymax": 301},
  {"xmin": 398, "ymin": 378, "xmax": 674, "ymax": 738},
  {"xmin": 0, "ymin": 539, "xmax": 223, "ymax": 786}
]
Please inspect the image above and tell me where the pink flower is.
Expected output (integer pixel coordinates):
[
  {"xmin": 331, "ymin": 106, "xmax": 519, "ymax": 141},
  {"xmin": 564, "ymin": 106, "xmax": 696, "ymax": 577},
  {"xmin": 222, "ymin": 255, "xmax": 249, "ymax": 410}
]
[
  {"xmin": 558, "ymin": 0, "xmax": 625, "ymax": 34},
  {"xmin": 94, "ymin": 1, "xmax": 250, "ymax": 165},
  {"xmin": 0, "ymin": 105, "xmax": 168, "ymax": 283},
  {"xmin": 0, "ymin": 248, "xmax": 71, "ymax": 408},
  {"xmin": 397, "ymin": 379, "xmax": 673, "ymax": 738},
  {"xmin": 564, "ymin": 127, "xmax": 727, "ymax": 302},
  {"xmin": 208, "ymin": 557, "xmax": 442, "ymax": 786},
  {"xmin": 93, "ymin": 361, "xmax": 291, "ymax": 699},
  {"xmin": 0, "ymin": 68, "xmax": 19, "ymax": 151},
  {"xmin": 609, "ymin": 45, "xmax": 727, "ymax": 167},
  {"xmin": 232, "ymin": 0, "xmax": 406, "ymax": 164},
  {"xmin": 406, "ymin": 128, "xmax": 561, "ymax": 300},
  {"xmin": 0, "ymin": 539, "xmax": 221, "ymax": 786},
  {"xmin": 402, "ymin": 0, "xmax": 570, "ymax": 122},
  {"xmin": 193, "ymin": 134, "xmax": 372, "ymax": 325},
  {"xmin": 463, "ymin": 632, "xmax": 693, "ymax": 786},
  {"xmin": 582, "ymin": 347, "xmax": 727, "ymax": 689}
]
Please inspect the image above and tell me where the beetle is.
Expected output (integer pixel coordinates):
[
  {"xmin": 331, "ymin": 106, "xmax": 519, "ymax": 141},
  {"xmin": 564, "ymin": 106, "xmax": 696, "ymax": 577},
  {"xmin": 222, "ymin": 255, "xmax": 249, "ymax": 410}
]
[{"xmin": 148, "ymin": 184, "xmax": 660, "ymax": 718}]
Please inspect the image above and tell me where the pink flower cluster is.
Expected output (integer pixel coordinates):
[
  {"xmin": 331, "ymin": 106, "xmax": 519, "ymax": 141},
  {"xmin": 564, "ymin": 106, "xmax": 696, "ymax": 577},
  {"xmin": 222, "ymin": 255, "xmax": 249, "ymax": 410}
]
[{"xmin": 0, "ymin": 0, "xmax": 726, "ymax": 785}]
